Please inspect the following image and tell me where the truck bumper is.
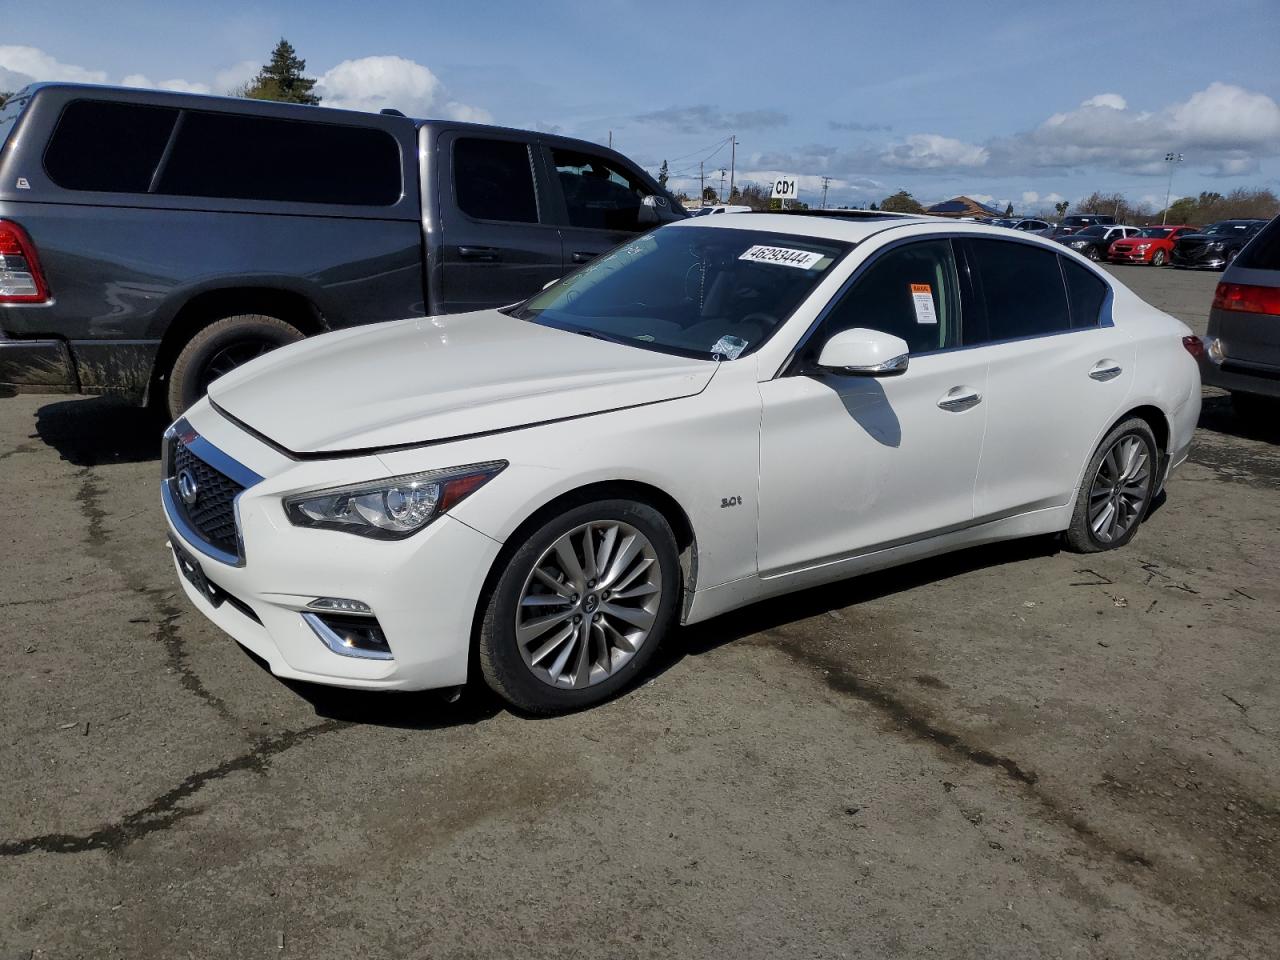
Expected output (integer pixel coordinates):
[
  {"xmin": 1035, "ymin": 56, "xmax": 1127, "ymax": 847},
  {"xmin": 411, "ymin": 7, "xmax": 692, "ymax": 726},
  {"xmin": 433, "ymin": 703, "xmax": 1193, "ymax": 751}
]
[{"xmin": 0, "ymin": 338, "xmax": 78, "ymax": 394}]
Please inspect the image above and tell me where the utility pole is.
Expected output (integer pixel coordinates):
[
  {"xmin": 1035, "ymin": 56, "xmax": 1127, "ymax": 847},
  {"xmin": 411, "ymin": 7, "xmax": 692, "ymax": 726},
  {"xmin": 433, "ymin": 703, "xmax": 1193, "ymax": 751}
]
[
  {"xmin": 699, "ymin": 161, "xmax": 705, "ymax": 206},
  {"xmin": 1162, "ymin": 152, "xmax": 1183, "ymax": 226},
  {"xmin": 729, "ymin": 136, "xmax": 736, "ymax": 200},
  {"xmin": 719, "ymin": 168, "xmax": 726, "ymax": 203},
  {"xmin": 820, "ymin": 176, "xmax": 831, "ymax": 210},
  {"xmin": 607, "ymin": 130, "xmax": 612, "ymax": 149}
]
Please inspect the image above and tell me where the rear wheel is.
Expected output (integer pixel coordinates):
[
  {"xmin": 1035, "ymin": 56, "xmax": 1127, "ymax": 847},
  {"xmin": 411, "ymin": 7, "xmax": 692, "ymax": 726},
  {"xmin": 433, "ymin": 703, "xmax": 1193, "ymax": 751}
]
[
  {"xmin": 478, "ymin": 499, "xmax": 680, "ymax": 714},
  {"xmin": 1151, "ymin": 249, "xmax": 1167, "ymax": 266},
  {"xmin": 1064, "ymin": 418, "xmax": 1158, "ymax": 554},
  {"xmin": 165, "ymin": 314, "xmax": 303, "ymax": 419}
]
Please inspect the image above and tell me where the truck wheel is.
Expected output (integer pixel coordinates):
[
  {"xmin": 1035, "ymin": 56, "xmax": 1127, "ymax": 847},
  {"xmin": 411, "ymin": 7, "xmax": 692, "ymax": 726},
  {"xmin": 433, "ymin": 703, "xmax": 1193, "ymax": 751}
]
[{"xmin": 165, "ymin": 314, "xmax": 303, "ymax": 418}]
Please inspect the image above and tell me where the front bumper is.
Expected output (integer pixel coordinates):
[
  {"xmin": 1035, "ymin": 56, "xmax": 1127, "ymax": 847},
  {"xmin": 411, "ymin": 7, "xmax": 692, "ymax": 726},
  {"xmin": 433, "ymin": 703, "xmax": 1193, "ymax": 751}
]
[
  {"xmin": 1108, "ymin": 249, "xmax": 1152, "ymax": 264},
  {"xmin": 162, "ymin": 404, "xmax": 504, "ymax": 692},
  {"xmin": 1171, "ymin": 253, "xmax": 1227, "ymax": 269}
]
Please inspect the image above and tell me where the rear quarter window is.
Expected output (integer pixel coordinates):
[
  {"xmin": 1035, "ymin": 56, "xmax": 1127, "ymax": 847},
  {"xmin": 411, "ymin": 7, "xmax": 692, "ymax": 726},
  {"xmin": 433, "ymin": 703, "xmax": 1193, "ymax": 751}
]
[
  {"xmin": 44, "ymin": 100, "xmax": 179, "ymax": 193},
  {"xmin": 156, "ymin": 111, "xmax": 402, "ymax": 206},
  {"xmin": 1237, "ymin": 217, "xmax": 1280, "ymax": 271}
]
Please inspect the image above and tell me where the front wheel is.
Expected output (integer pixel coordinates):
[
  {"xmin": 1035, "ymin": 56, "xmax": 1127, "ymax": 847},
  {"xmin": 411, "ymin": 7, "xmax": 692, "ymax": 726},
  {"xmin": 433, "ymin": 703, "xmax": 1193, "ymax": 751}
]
[
  {"xmin": 1064, "ymin": 418, "xmax": 1158, "ymax": 554},
  {"xmin": 478, "ymin": 499, "xmax": 681, "ymax": 714},
  {"xmin": 1151, "ymin": 249, "xmax": 1167, "ymax": 267},
  {"xmin": 1086, "ymin": 246, "xmax": 1101, "ymax": 262}
]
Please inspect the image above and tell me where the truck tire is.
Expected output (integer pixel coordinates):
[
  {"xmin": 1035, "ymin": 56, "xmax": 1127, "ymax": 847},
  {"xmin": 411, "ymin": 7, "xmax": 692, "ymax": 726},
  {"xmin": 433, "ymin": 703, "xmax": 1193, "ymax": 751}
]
[{"xmin": 165, "ymin": 314, "xmax": 303, "ymax": 419}]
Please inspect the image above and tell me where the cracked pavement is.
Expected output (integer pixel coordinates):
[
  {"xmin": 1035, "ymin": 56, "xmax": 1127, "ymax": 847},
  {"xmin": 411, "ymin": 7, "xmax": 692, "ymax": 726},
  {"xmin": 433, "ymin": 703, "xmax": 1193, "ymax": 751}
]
[{"xmin": 2, "ymin": 266, "xmax": 1278, "ymax": 958}]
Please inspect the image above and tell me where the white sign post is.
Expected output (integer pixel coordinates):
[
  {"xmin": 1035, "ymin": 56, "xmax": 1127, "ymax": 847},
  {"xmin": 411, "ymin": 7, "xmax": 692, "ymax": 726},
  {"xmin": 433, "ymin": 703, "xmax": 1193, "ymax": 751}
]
[{"xmin": 771, "ymin": 177, "xmax": 798, "ymax": 209}]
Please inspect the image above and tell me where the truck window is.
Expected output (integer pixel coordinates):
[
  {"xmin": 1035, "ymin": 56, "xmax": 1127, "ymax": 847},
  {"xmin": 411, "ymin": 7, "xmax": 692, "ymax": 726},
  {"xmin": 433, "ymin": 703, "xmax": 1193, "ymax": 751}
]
[
  {"xmin": 0, "ymin": 94, "xmax": 30, "ymax": 153},
  {"xmin": 44, "ymin": 100, "xmax": 179, "ymax": 193},
  {"xmin": 453, "ymin": 138, "xmax": 539, "ymax": 223},
  {"xmin": 155, "ymin": 111, "xmax": 401, "ymax": 206},
  {"xmin": 552, "ymin": 149, "xmax": 649, "ymax": 233}
]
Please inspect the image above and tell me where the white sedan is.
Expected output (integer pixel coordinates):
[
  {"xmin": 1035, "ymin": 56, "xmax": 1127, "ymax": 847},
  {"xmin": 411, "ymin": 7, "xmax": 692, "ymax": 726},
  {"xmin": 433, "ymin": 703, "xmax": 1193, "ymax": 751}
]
[{"xmin": 162, "ymin": 214, "xmax": 1201, "ymax": 713}]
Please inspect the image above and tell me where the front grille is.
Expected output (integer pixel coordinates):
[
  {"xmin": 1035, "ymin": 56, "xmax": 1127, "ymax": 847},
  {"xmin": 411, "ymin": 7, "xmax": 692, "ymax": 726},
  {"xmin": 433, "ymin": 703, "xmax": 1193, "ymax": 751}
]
[
  {"xmin": 171, "ymin": 438, "xmax": 244, "ymax": 557},
  {"xmin": 1175, "ymin": 242, "xmax": 1206, "ymax": 260}
]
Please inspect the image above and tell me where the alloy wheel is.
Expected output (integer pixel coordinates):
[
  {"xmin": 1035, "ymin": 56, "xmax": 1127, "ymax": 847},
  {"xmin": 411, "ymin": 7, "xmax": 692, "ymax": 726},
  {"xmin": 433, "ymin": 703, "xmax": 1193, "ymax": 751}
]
[
  {"xmin": 515, "ymin": 521, "xmax": 663, "ymax": 689},
  {"xmin": 198, "ymin": 339, "xmax": 278, "ymax": 392},
  {"xmin": 1087, "ymin": 435, "xmax": 1151, "ymax": 544}
]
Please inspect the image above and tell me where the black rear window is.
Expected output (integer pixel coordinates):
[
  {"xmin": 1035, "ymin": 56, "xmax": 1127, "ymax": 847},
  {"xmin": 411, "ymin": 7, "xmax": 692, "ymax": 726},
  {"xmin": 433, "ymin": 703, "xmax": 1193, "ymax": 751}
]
[
  {"xmin": 44, "ymin": 100, "xmax": 178, "ymax": 193},
  {"xmin": 1061, "ymin": 257, "xmax": 1108, "ymax": 327},
  {"xmin": 452, "ymin": 137, "xmax": 539, "ymax": 223},
  {"xmin": 156, "ymin": 111, "xmax": 402, "ymax": 206},
  {"xmin": 965, "ymin": 238, "xmax": 1071, "ymax": 341},
  {"xmin": 1237, "ymin": 217, "xmax": 1280, "ymax": 270}
]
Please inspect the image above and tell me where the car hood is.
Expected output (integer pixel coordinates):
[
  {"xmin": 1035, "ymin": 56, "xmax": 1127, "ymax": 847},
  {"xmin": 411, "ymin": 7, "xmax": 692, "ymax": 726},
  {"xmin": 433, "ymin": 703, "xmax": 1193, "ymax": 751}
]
[{"xmin": 207, "ymin": 310, "xmax": 717, "ymax": 455}]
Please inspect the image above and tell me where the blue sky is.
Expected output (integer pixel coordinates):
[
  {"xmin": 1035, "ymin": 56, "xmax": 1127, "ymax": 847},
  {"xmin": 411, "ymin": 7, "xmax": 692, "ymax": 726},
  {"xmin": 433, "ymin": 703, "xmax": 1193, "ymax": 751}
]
[{"xmin": 4, "ymin": 0, "xmax": 1279, "ymax": 213}]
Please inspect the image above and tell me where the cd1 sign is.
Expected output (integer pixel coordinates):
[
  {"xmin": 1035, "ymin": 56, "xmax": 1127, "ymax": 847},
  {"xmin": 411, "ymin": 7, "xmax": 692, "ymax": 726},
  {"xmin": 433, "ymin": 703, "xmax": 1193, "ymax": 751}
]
[{"xmin": 770, "ymin": 177, "xmax": 798, "ymax": 200}]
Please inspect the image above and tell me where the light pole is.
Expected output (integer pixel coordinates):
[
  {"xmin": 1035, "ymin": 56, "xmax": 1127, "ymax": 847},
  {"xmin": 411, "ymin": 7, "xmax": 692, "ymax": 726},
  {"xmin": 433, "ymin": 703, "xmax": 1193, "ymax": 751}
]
[{"xmin": 1162, "ymin": 152, "xmax": 1183, "ymax": 226}]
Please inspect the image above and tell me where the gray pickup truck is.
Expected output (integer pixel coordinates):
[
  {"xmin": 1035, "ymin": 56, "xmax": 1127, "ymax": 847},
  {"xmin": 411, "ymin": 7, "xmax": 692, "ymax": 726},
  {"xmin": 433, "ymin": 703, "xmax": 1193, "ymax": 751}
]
[{"xmin": 0, "ymin": 83, "xmax": 685, "ymax": 416}]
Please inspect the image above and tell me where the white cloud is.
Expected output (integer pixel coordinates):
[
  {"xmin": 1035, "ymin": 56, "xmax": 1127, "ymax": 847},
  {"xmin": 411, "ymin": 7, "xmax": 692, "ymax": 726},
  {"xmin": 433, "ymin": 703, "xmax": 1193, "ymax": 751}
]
[
  {"xmin": 1081, "ymin": 93, "xmax": 1127, "ymax": 110},
  {"xmin": 1170, "ymin": 82, "xmax": 1280, "ymax": 148},
  {"xmin": 314, "ymin": 55, "xmax": 489, "ymax": 121},
  {"xmin": 122, "ymin": 74, "xmax": 211, "ymax": 94},
  {"xmin": 0, "ymin": 44, "xmax": 108, "ymax": 90},
  {"xmin": 214, "ymin": 60, "xmax": 259, "ymax": 94},
  {"xmin": 879, "ymin": 133, "xmax": 988, "ymax": 170}
]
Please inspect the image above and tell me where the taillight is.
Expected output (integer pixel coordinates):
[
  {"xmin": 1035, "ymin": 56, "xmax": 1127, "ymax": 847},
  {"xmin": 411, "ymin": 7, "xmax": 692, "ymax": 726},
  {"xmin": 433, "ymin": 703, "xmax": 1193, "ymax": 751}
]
[
  {"xmin": 1181, "ymin": 335, "xmax": 1206, "ymax": 360},
  {"xmin": 1213, "ymin": 281, "xmax": 1280, "ymax": 316},
  {"xmin": 0, "ymin": 220, "xmax": 50, "ymax": 303}
]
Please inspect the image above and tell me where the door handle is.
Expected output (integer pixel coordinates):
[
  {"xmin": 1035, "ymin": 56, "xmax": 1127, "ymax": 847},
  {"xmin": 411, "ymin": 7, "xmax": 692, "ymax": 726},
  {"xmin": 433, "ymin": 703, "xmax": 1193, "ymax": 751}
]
[
  {"xmin": 1089, "ymin": 360, "xmax": 1123, "ymax": 382},
  {"xmin": 458, "ymin": 245, "xmax": 500, "ymax": 261},
  {"xmin": 571, "ymin": 251, "xmax": 597, "ymax": 264},
  {"xmin": 937, "ymin": 386, "xmax": 982, "ymax": 412}
]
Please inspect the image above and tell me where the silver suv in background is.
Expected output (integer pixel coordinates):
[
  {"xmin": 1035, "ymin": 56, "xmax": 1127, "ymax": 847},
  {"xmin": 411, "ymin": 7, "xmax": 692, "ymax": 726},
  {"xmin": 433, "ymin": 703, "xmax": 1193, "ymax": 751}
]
[{"xmin": 1198, "ymin": 214, "xmax": 1280, "ymax": 417}]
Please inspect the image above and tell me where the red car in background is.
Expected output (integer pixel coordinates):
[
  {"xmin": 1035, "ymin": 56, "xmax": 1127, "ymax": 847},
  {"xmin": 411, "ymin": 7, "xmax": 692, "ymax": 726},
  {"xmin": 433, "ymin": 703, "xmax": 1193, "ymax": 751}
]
[{"xmin": 1109, "ymin": 225, "xmax": 1197, "ymax": 266}]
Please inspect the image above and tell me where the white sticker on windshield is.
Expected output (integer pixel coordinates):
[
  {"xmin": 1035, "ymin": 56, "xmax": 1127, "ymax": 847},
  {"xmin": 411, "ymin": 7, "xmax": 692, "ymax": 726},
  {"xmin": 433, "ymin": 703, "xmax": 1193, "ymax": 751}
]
[
  {"xmin": 738, "ymin": 245, "xmax": 824, "ymax": 270},
  {"xmin": 910, "ymin": 283, "xmax": 937, "ymax": 324},
  {"xmin": 711, "ymin": 335, "xmax": 749, "ymax": 360}
]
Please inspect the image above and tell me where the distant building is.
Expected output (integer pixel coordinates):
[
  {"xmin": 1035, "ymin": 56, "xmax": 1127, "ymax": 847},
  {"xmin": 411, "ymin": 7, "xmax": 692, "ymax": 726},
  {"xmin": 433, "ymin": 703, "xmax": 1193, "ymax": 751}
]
[{"xmin": 925, "ymin": 196, "xmax": 1003, "ymax": 219}]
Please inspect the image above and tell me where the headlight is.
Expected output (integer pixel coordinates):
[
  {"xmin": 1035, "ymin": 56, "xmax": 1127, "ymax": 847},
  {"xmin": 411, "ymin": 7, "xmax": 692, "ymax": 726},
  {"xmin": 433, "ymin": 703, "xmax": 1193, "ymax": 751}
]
[
  {"xmin": 1070, "ymin": 241, "xmax": 1089, "ymax": 248},
  {"xmin": 1207, "ymin": 241, "xmax": 1224, "ymax": 251},
  {"xmin": 1135, "ymin": 243, "xmax": 1150, "ymax": 252},
  {"xmin": 284, "ymin": 461, "xmax": 506, "ymax": 539}
]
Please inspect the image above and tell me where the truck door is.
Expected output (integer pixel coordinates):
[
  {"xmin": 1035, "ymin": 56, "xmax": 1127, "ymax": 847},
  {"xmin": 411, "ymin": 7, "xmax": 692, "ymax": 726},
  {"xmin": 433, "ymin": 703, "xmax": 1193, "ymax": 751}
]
[{"xmin": 435, "ymin": 131, "xmax": 563, "ymax": 312}]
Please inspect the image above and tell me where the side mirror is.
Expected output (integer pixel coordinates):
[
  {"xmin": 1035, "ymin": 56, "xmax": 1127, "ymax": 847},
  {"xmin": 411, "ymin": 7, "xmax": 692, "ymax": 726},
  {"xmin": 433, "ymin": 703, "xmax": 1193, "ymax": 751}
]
[
  {"xmin": 815, "ymin": 327, "xmax": 910, "ymax": 376},
  {"xmin": 637, "ymin": 195, "xmax": 661, "ymax": 225}
]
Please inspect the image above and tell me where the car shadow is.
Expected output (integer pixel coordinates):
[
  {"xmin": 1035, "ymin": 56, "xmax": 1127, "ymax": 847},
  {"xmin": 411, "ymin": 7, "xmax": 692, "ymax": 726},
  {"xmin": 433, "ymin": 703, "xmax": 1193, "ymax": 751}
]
[
  {"xmin": 34, "ymin": 395, "xmax": 167, "ymax": 467},
  {"xmin": 1197, "ymin": 392, "xmax": 1280, "ymax": 445},
  {"xmin": 648, "ymin": 535, "xmax": 1061, "ymax": 679}
]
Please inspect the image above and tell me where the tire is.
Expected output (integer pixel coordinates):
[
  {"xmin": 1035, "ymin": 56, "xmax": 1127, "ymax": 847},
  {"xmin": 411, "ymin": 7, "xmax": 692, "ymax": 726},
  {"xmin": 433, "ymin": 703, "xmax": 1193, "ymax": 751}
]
[
  {"xmin": 1064, "ymin": 417, "xmax": 1159, "ymax": 554},
  {"xmin": 1151, "ymin": 249, "xmax": 1167, "ymax": 267},
  {"xmin": 165, "ymin": 314, "xmax": 304, "ymax": 419},
  {"xmin": 1086, "ymin": 246, "xmax": 1101, "ymax": 262},
  {"xmin": 478, "ymin": 499, "xmax": 681, "ymax": 714}
]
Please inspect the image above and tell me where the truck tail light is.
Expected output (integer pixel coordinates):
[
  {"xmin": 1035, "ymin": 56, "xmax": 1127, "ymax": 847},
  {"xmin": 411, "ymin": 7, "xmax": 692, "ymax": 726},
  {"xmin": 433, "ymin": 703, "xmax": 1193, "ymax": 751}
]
[
  {"xmin": 0, "ymin": 220, "xmax": 50, "ymax": 303},
  {"xmin": 1213, "ymin": 281, "xmax": 1280, "ymax": 317}
]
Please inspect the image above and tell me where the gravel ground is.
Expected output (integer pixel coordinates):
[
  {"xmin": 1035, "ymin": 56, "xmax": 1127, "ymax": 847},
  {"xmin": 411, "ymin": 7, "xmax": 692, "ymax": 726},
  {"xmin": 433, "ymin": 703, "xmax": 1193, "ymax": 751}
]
[{"xmin": 1, "ymin": 264, "xmax": 1277, "ymax": 959}]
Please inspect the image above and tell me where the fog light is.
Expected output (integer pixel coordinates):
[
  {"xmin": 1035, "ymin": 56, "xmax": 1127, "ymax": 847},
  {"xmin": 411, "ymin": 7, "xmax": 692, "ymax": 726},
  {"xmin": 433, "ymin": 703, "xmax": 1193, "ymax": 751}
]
[
  {"xmin": 303, "ymin": 612, "xmax": 393, "ymax": 660},
  {"xmin": 308, "ymin": 597, "xmax": 373, "ymax": 615},
  {"xmin": 1204, "ymin": 337, "xmax": 1225, "ymax": 364}
]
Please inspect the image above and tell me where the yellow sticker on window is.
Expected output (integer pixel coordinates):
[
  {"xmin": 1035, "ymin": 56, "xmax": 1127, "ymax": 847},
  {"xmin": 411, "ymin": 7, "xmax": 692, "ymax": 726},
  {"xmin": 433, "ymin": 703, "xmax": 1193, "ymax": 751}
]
[{"xmin": 910, "ymin": 283, "xmax": 937, "ymax": 324}]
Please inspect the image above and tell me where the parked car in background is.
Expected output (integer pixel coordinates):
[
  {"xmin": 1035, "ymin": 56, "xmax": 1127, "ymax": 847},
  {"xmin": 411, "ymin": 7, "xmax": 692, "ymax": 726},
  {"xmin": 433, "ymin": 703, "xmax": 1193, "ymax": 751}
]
[
  {"xmin": 1053, "ymin": 213, "xmax": 1116, "ymax": 237},
  {"xmin": 1059, "ymin": 224, "xmax": 1143, "ymax": 261},
  {"xmin": 988, "ymin": 217, "xmax": 1053, "ymax": 236},
  {"xmin": 161, "ymin": 212, "xmax": 1199, "ymax": 713},
  {"xmin": 0, "ymin": 83, "xmax": 685, "ymax": 417},
  {"xmin": 1196, "ymin": 214, "xmax": 1280, "ymax": 416},
  {"xmin": 1171, "ymin": 220, "xmax": 1268, "ymax": 270},
  {"xmin": 1108, "ymin": 225, "xmax": 1197, "ymax": 266},
  {"xmin": 691, "ymin": 204, "xmax": 753, "ymax": 216}
]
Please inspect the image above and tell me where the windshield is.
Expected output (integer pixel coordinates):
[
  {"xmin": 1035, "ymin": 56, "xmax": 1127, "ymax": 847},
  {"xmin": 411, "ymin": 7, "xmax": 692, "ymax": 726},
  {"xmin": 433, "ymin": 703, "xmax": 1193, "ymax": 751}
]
[
  {"xmin": 1076, "ymin": 226, "xmax": 1107, "ymax": 237},
  {"xmin": 512, "ymin": 226, "xmax": 850, "ymax": 360},
  {"xmin": 1139, "ymin": 227, "xmax": 1173, "ymax": 238},
  {"xmin": 990, "ymin": 218, "xmax": 1017, "ymax": 228},
  {"xmin": 1203, "ymin": 222, "xmax": 1253, "ymax": 236}
]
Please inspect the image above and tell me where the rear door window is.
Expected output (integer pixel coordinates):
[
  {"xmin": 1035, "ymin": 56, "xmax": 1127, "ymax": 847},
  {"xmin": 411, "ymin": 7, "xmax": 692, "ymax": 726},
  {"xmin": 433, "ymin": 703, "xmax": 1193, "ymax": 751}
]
[
  {"xmin": 552, "ymin": 149, "xmax": 650, "ymax": 233},
  {"xmin": 156, "ymin": 111, "xmax": 402, "ymax": 205},
  {"xmin": 452, "ymin": 137, "xmax": 539, "ymax": 223},
  {"xmin": 1060, "ymin": 257, "xmax": 1108, "ymax": 328},
  {"xmin": 44, "ymin": 100, "xmax": 178, "ymax": 193},
  {"xmin": 1238, "ymin": 217, "xmax": 1280, "ymax": 270},
  {"xmin": 964, "ymin": 238, "xmax": 1071, "ymax": 342}
]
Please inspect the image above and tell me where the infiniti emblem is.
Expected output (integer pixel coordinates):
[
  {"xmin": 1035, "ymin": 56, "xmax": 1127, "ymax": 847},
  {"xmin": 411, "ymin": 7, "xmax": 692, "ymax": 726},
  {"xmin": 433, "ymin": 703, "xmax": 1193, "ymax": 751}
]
[{"xmin": 177, "ymin": 468, "xmax": 200, "ymax": 507}]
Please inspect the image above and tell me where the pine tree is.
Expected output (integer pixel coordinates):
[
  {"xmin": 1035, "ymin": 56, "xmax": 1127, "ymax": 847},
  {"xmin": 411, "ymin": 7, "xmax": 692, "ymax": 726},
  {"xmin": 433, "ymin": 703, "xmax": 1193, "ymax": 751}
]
[
  {"xmin": 243, "ymin": 39, "xmax": 320, "ymax": 105},
  {"xmin": 1004, "ymin": 202, "xmax": 1014, "ymax": 217},
  {"xmin": 657, "ymin": 160, "xmax": 669, "ymax": 189}
]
